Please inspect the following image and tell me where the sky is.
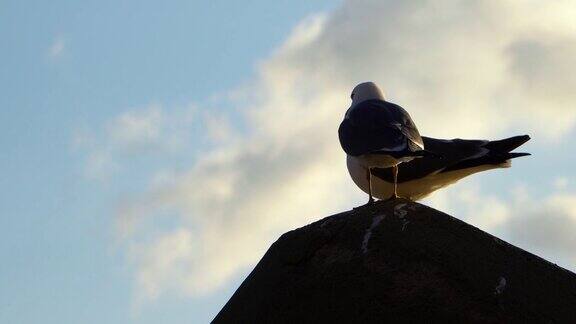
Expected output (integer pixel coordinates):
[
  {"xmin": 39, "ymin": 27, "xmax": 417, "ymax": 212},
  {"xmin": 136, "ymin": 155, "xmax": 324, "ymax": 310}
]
[{"xmin": 2, "ymin": 0, "xmax": 576, "ymax": 323}]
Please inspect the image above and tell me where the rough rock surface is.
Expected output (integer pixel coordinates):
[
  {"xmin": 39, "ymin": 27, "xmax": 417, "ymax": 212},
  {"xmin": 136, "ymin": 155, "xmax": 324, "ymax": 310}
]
[{"xmin": 213, "ymin": 199, "xmax": 576, "ymax": 323}]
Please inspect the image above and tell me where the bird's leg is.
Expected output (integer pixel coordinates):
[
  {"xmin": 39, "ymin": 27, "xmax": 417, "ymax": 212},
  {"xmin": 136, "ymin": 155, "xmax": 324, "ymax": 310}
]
[
  {"xmin": 366, "ymin": 167, "xmax": 375, "ymax": 205},
  {"xmin": 387, "ymin": 164, "xmax": 400, "ymax": 200}
]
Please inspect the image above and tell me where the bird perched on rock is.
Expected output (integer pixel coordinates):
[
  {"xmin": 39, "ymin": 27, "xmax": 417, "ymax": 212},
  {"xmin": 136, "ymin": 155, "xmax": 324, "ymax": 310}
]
[
  {"xmin": 338, "ymin": 82, "xmax": 427, "ymax": 203},
  {"xmin": 347, "ymin": 135, "xmax": 531, "ymax": 201}
]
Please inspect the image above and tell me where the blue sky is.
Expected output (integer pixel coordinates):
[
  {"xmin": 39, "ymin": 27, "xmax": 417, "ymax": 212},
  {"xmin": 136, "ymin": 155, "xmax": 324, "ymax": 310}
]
[
  {"xmin": 2, "ymin": 1, "xmax": 576, "ymax": 323},
  {"xmin": 1, "ymin": 1, "xmax": 338, "ymax": 323}
]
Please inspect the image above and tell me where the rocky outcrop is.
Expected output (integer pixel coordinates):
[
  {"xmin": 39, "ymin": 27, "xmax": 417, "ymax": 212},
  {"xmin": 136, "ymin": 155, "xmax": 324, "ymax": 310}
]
[{"xmin": 214, "ymin": 199, "xmax": 576, "ymax": 323}]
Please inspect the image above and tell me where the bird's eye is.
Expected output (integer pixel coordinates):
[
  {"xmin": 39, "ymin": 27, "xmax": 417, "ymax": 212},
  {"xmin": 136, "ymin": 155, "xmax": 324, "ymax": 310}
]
[{"xmin": 351, "ymin": 93, "xmax": 355, "ymax": 100}]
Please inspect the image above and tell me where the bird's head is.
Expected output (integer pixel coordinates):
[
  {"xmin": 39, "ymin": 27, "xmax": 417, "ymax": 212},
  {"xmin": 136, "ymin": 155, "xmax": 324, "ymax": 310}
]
[{"xmin": 350, "ymin": 82, "xmax": 385, "ymax": 107}]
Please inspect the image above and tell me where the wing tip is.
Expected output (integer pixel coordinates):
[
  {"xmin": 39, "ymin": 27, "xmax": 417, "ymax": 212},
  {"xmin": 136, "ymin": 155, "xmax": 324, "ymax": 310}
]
[
  {"xmin": 485, "ymin": 134, "xmax": 531, "ymax": 153},
  {"xmin": 508, "ymin": 152, "xmax": 531, "ymax": 159}
]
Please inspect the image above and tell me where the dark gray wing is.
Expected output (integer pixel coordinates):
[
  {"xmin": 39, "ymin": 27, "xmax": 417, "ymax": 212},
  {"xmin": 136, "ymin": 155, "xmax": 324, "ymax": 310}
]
[
  {"xmin": 338, "ymin": 99, "xmax": 423, "ymax": 157},
  {"xmin": 371, "ymin": 135, "xmax": 531, "ymax": 183}
]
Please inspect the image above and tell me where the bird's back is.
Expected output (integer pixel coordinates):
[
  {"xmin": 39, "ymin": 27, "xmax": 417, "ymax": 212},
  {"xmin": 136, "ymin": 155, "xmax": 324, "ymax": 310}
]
[{"xmin": 338, "ymin": 99, "xmax": 423, "ymax": 157}]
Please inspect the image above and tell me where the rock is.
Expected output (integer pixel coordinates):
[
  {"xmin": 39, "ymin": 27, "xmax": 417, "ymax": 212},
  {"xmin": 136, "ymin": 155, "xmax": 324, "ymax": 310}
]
[{"xmin": 213, "ymin": 199, "xmax": 576, "ymax": 323}]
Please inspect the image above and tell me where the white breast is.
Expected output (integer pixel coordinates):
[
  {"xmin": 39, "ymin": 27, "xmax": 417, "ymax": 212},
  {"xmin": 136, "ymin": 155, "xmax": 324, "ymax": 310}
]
[
  {"xmin": 349, "ymin": 153, "xmax": 414, "ymax": 170},
  {"xmin": 346, "ymin": 155, "xmax": 509, "ymax": 200}
]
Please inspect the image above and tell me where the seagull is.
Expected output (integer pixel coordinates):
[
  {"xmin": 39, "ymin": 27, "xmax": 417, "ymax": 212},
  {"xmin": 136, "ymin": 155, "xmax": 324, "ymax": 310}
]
[
  {"xmin": 338, "ymin": 82, "xmax": 428, "ymax": 204},
  {"xmin": 346, "ymin": 135, "xmax": 531, "ymax": 201}
]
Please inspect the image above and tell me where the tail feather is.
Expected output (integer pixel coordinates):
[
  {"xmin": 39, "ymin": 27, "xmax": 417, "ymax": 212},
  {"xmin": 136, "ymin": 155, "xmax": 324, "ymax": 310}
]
[
  {"xmin": 506, "ymin": 152, "xmax": 531, "ymax": 159},
  {"xmin": 484, "ymin": 135, "xmax": 530, "ymax": 153},
  {"xmin": 442, "ymin": 136, "xmax": 531, "ymax": 172}
]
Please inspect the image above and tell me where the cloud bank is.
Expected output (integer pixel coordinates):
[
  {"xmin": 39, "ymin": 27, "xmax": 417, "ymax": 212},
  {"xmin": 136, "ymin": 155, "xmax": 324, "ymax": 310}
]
[
  {"xmin": 98, "ymin": 0, "xmax": 576, "ymax": 301},
  {"xmin": 426, "ymin": 180, "xmax": 576, "ymax": 271}
]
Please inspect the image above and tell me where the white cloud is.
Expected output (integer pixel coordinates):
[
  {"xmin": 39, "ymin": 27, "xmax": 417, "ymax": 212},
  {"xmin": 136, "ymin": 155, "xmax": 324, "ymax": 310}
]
[
  {"xmin": 134, "ymin": 228, "xmax": 195, "ymax": 300},
  {"xmin": 553, "ymin": 177, "xmax": 569, "ymax": 190},
  {"xmin": 503, "ymin": 192, "xmax": 576, "ymax": 269},
  {"xmin": 107, "ymin": 105, "xmax": 164, "ymax": 151},
  {"xmin": 84, "ymin": 150, "xmax": 118, "ymax": 181},
  {"xmin": 424, "ymin": 180, "xmax": 511, "ymax": 231},
  {"xmin": 75, "ymin": 104, "xmax": 197, "ymax": 180},
  {"xmin": 109, "ymin": 0, "xmax": 576, "ymax": 302},
  {"xmin": 49, "ymin": 36, "xmax": 65, "ymax": 58},
  {"xmin": 103, "ymin": 103, "xmax": 196, "ymax": 154},
  {"xmin": 425, "ymin": 180, "xmax": 576, "ymax": 272},
  {"xmin": 203, "ymin": 113, "xmax": 233, "ymax": 143}
]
